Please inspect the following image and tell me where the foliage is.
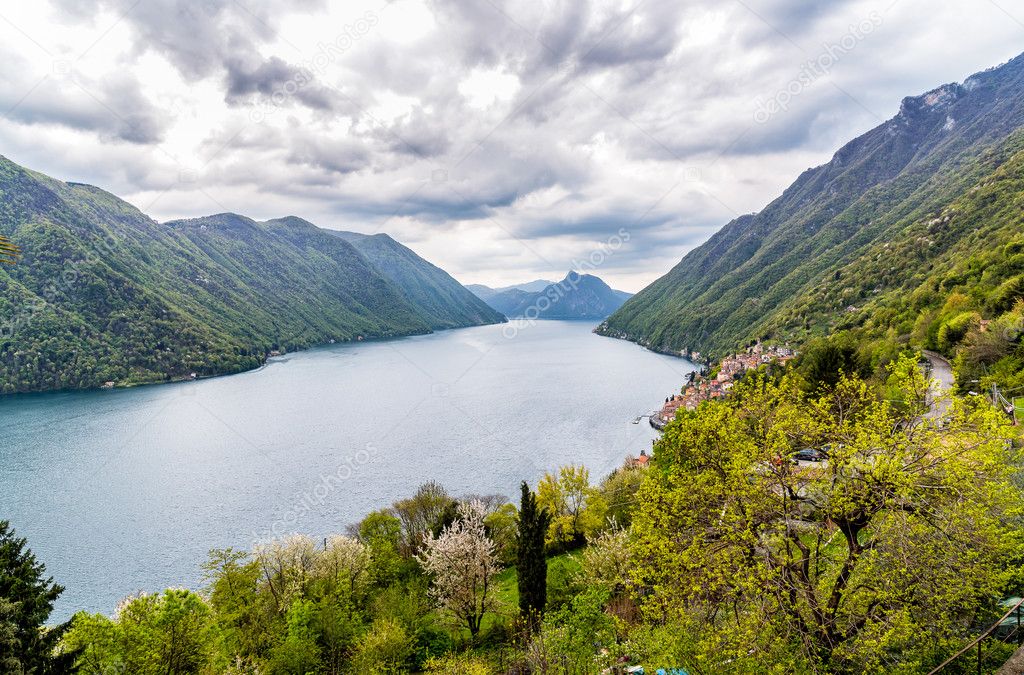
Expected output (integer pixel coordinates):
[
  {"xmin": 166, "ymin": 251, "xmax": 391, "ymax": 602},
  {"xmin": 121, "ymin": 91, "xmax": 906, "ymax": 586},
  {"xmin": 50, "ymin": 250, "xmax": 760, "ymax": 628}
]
[
  {"xmin": 417, "ymin": 501, "xmax": 500, "ymax": 637},
  {"xmin": 0, "ymin": 158, "xmax": 502, "ymax": 394},
  {"xmin": 595, "ymin": 466, "xmax": 646, "ymax": 529},
  {"xmin": 483, "ymin": 502, "xmax": 519, "ymax": 567},
  {"xmin": 64, "ymin": 589, "xmax": 215, "ymax": 674},
  {"xmin": 0, "ymin": 520, "xmax": 77, "ymax": 673},
  {"xmin": 631, "ymin": 358, "xmax": 1023, "ymax": 672},
  {"xmin": 796, "ymin": 336, "xmax": 869, "ymax": 391},
  {"xmin": 422, "ymin": 651, "xmax": 493, "ymax": 674},
  {"xmin": 346, "ymin": 618, "xmax": 414, "ymax": 674},
  {"xmin": 526, "ymin": 587, "xmax": 618, "ymax": 674},
  {"xmin": 393, "ymin": 481, "xmax": 455, "ymax": 556},
  {"xmin": 357, "ymin": 510, "xmax": 406, "ymax": 587},
  {"xmin": 536, "ymin": 466, "xmax": 607, "ymax": 547},
  {"xmin": 515, "ymin": 481, "xmax": 550, "ymax": 625},
  {"xmin": 576, "ymin": 528, "xmax": 631, "ymax": 596}
]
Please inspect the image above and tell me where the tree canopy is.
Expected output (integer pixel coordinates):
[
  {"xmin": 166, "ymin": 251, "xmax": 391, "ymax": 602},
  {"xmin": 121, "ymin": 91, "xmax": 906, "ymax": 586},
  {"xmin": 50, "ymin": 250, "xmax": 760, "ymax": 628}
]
[{"xmin": 632, "ymin": 356, "xmax": 1023, "ymax": 673}]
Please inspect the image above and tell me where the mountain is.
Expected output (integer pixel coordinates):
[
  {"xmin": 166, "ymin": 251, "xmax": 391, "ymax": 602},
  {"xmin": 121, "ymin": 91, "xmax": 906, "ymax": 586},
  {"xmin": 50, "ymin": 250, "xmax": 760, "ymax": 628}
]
[
  {"xmin": 466, "ymin": 279, "xmax": 555, "ymax": 302},
  {"xmin": 477, "ymin": 272, "xmax": 632, "ymax": 319},
  {"xmin": 0, "ymin": 157, "xmax": 501, "ymax": 394},
  {"xmin": 321, "ymin": 229, "xmax": 504, "ymax": 329},
  {"xmin": 599, "ymin": 52, "xmax": 1024, "ymax": 358}
]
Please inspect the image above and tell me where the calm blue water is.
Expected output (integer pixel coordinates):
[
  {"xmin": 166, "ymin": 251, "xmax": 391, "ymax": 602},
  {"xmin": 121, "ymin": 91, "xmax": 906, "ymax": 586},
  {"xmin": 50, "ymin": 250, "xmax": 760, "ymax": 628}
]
[{"xmin": 0, "ymin": 320, "xmax": 694, "ymax": 619}]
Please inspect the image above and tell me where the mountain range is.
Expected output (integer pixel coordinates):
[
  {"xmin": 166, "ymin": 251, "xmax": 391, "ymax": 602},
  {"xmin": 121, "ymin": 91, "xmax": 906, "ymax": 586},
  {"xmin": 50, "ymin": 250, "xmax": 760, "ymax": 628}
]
[
  {"xmin": 599, "ymin": 52, "xmax": 1024, "ymax": 360},
  {"xmin": 470, "ymin": 272, "xmax": 632, "ymax": 319},
  {"xmin": 0, "ymin": 157, "xmax": 502, "ymax": 393},
  {"xmin": 465, "ymin": 279, "xmax": 555, "ymax": 300}
]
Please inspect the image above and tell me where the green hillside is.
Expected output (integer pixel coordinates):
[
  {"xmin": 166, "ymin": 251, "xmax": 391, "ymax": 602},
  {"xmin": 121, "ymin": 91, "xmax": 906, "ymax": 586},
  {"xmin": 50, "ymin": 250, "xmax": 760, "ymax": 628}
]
[
  {"xmin": 0, "ymin": 158, "xmax": 499, "ymax": 394},
  {"xmin": 327, "ymin": 228, "xmax": 504, "ymax": 329},
  {"xmin": 599, "ymin": 53, "xmax": 1024, "ymax": 368}
]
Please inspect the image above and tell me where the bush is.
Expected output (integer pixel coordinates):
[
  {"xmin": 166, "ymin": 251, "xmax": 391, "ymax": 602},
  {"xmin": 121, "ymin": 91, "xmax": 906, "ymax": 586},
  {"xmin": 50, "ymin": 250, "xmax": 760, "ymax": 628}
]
[
  {"xmin": 347, "ymin": 619, "xmax": 414, "ymax": 674},
  {"xmin": 423, "ymin": 652, "xmax": 493, "ymax": 674}
]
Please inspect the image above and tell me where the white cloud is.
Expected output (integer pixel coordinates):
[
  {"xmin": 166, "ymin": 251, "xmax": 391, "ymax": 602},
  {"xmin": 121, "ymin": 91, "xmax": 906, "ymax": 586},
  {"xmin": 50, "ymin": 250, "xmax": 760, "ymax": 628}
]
[{"xmin": 0, "ymin": 0, "xmax": 1021, "ymax": 291}]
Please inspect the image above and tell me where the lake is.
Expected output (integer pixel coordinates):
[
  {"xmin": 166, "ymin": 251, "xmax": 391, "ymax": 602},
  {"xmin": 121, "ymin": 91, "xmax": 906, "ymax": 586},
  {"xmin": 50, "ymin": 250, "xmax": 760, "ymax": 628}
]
[{"xmin": 0, "ymin": 320, "xmax": 695, "ymax": 619}]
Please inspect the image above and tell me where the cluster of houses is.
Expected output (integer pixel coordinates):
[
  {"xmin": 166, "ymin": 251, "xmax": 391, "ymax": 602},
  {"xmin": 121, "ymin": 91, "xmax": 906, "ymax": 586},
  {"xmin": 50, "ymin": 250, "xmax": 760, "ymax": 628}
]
[{"xmin": 650, "ymin": 343, "xmax": 796, "ymax": 430}]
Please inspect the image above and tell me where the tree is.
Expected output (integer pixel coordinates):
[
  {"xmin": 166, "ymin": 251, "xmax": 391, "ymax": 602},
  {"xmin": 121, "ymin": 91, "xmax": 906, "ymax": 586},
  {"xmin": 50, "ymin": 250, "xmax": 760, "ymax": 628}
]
[
  {"xmin": 253, "ymin": 535, "xmax": 318, "ymax": 613},
  {"xmin": 316, "ymin": 535, "xmax": 371, "ymax": 611},
  {"xmin": 417, "ymin": 501, "xmax": 500, "ymax": 637},
  {"xmin": 598, "ymin": 465, "xmax": 646, "ymax": 528},
  {"xmin": 536, "ymin": 465, "xmax": 607, "ymax": 546},
  {"xmin": 0, "ymin": 520, "xmax": 76, "ymax": 673},
  {"xmin": 631, "ymin": 357, "xmax": 1023, "ymax": 672},
  {"xmin": 201, "ymin": 548, "xmax": 269, "ymax": 661},
  {"xmin": 797, "ymin": 336, "xmax": 867, "ymax": 390},
  {"xmin": 65, "ymin": 589, "xmax": 214, "ymax": 674},
  {"xmin": 392, "ymin": 481, "xmax": 455, "ymax": 556},
  {"xmin": 357, "ymin": 510, "xmax": 405, "ymax": 586},
  {"xmin": 516, "ymin": 482, "xmax": 550, "ymax": 625},
  {"xmin": 484, "ymin": 502, "xmax": 519, "ymax": 566}
]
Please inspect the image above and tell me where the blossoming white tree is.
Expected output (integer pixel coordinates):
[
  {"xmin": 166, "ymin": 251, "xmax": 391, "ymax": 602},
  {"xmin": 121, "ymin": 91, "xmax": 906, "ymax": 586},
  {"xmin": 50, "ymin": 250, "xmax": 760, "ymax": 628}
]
[
  {"xmin": 317, "ymin": 535, "xmax": 371, "ymax": 603},
  {"xmin": 416, "ymin": 500, "xmax": 500, "ymax": 637},
  {"xmin": 253, "ymin": 534, "xmax": 318, "ymax": 612}
]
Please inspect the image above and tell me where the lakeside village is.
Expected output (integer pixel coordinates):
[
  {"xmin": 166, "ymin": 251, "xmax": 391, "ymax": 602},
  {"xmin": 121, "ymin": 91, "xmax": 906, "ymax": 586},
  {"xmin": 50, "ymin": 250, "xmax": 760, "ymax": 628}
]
[{"xmin": 647, "ymin": 343, "xmax": 797, "ymax": 432}]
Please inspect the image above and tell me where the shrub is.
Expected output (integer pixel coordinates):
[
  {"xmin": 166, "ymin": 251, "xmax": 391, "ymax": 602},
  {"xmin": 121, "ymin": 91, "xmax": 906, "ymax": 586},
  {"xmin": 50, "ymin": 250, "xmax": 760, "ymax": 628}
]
[{"xmin": 347, "ymin": 619, "xmax": 414, "ymax": 674}]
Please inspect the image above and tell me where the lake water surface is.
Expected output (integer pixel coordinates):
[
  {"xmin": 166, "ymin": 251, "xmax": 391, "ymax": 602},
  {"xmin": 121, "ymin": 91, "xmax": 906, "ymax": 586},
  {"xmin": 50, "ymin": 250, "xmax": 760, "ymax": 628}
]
[{"xmin": 0, "ymin": 320, "xmax": 695, "ymax": 619}]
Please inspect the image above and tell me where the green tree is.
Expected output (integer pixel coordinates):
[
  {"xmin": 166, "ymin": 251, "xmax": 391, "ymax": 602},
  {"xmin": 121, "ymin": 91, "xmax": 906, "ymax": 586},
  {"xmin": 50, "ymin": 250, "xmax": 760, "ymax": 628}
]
[
  {"xmin": 937, "ymin": 311, "xmax": 981, "ymax": 353},
  {"xmin": 269, "ymin": 598, "xmax": 320, "ymax": 675},
  {"xmin": 797, "ymin": 336, "xmax": 867, "ymax": 391},
  {"xmin": 536, "ymin": 465, "xmax": 607, "ymax": 547},
  {"xmin": 358, "ymin": 510, "xmax": 405, "ymax": 586},
  {"xmin": 516, "ymin": 481, "xmax": 550, "ymax": 626},
  {"xmin": 0, "ymin": 520, "xmax": 76, "ymax": 673},
  {"xmin": 202, "ymin": 548, "xmax": 270, "ymax": 663},
  {"xmin": 392, "ymin": 482, "xmax": 455, "ymax": 556},
  {"xmin": 484, "ymin": 502, "xmax": 519, "ymax": 566},
  {"xmin": 632, "ymin": 358, "xmax": 1023, "ymax": 672},
  {"xmin": 65, "ymin": 589, "xmax": 214, "ymax": 674}
]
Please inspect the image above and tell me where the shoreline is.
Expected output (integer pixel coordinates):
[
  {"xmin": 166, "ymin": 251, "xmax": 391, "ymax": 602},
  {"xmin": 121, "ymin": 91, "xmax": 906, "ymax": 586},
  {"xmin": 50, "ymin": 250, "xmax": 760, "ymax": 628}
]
[
  {"xmin": 0, "ymin": 318, "xmax": 508, "ymax": 400},
  {"xmin": 592, "ymin": 324, "xmax": 708, "ymax": 366}
]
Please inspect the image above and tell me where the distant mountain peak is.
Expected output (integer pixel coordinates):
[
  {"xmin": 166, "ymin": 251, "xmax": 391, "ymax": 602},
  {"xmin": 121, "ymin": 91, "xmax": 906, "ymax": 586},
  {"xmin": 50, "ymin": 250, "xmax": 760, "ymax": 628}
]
[{"xmin": 472, "ymin": 272, "xmax": 631, "ymax": 320}]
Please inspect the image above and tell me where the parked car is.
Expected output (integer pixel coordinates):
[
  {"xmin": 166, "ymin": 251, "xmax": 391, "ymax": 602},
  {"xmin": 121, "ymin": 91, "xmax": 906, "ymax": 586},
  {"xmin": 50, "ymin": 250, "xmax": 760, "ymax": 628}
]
[{"xmin": 791, "ymin": 447, "xmax": 828, "ymax": 463}]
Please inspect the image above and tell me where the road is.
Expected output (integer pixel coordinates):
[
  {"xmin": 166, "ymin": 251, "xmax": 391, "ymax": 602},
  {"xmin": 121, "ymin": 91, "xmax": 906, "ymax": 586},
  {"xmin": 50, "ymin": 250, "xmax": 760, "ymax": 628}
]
[{"xmin": 922, "ymin": 350, "xmax": 954, "ymax": 417}]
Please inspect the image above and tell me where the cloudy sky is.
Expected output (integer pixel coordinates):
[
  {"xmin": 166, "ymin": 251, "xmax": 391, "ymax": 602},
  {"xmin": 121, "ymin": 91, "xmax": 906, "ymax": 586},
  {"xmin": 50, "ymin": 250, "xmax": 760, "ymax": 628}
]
[{"xmin": 0, "ymin": 1, "xmax": 1021, "ymax": 291}]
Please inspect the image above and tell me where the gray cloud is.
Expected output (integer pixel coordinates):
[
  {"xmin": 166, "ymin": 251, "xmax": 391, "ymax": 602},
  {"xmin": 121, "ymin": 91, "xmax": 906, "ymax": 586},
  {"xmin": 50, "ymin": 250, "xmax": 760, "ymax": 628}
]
[
  {"xmin": 0, "ymin": 54, "xmax": 167, "ymax": 143},
  {"xmin": 1, "ymin": 0, "xmax": 1022, "ymax": 289}
]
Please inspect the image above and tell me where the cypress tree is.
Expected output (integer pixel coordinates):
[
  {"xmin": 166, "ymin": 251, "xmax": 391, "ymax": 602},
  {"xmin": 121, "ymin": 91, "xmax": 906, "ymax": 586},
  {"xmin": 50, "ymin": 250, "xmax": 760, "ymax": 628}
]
[{"xmin": 516, "ymin": 481, "xmax": 550, "ymax": 628}]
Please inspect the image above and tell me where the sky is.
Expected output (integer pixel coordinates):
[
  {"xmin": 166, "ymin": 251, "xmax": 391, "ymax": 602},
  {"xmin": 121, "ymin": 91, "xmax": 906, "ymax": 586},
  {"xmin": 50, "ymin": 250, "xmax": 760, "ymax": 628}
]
[{"xmin": 0, "ymin": 1, "xmax": 1022, "ymax": 292}]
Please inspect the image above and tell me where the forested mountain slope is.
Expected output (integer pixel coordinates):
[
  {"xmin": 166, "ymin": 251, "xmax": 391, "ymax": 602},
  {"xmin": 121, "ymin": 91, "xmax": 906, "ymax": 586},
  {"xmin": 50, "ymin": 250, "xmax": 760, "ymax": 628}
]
[
  {"xmin": 599, "ymin": 52, "xmax": 1024, "ymax": 359},
  {"xmin": 0, "ymin": 157, "xmax": 499, "ymax": 393},
  {"xmin": 328, "ymin": 228, "xmax": 504, "ymax": 329}
]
